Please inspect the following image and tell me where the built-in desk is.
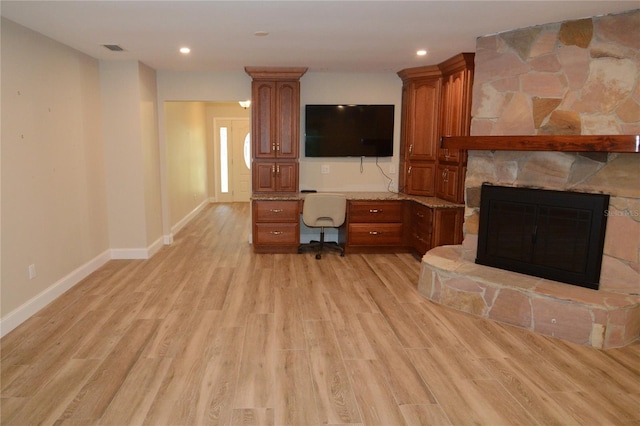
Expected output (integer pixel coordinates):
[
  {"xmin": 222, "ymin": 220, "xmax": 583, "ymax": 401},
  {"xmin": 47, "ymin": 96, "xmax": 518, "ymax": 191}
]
[{"xmin": 251, "ymin": 192, "xmax": 464, "ymax": 257}]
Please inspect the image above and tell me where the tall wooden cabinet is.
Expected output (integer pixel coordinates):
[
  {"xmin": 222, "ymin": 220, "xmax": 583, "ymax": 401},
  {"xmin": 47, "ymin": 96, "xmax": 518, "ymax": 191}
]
[
  {"xmin": 245, "ymin": 67, "xmax": 307, "ymax": 193},
  {"xmin": 435, "ymin": 53, "xmax": 474, "ymax": 203},
  {"xmin": 398, "ymin": 53, "xmax": 474, "ymax": 204},
  {"xmin": 398, "ymin": 66, "xmax": 441, "ymax": 196}
]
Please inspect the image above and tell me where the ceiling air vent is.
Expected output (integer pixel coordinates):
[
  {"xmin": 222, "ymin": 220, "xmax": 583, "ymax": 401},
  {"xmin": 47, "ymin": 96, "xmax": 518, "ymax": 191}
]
[{"xmin": 102, "ymin": 44, "xmax": 125, "ymax": 52}]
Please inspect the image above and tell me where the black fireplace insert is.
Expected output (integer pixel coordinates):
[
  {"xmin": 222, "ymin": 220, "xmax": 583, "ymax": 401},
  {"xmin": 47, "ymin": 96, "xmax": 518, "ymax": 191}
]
[{"xmin": 476, "ymin": 184, "xmax": 609, "ymax": 290}]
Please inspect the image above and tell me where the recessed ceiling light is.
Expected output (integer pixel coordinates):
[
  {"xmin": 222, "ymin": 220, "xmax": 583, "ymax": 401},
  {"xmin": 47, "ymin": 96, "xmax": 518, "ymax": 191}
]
[
  {"xmin": 179, "ymin": 47, "xmax": 191, "ymax": 54},
  {"xmin": 417, "ymin": 49, "xmax": 427, "ymax": 56},
  {"xmin": 254, "ymin": 31, "xmax": 269, "ymax": 37}
]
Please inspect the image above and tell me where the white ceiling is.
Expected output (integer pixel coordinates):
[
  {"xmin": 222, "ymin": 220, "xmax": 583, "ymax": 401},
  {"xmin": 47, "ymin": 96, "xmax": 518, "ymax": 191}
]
[{"xmin": 2, "ymin": 1, "xmax": 637, "ymax": 73}]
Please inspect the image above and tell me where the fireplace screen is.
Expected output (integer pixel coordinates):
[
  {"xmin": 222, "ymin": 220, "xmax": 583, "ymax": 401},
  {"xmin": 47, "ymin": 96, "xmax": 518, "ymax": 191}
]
[{"xmin": 476, "ymin": 185, "xmax": 609, "ymax": 290}]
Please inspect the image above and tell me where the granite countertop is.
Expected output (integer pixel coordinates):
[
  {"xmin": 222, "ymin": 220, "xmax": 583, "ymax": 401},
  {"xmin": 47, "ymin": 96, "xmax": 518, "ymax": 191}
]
[{"xmin": 251, "ymin": 191, "xmax": 464, "ymax": 208}]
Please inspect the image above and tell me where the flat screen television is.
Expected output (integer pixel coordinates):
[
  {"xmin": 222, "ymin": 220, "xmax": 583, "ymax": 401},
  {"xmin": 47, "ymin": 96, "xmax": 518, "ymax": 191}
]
[{"xmin": 304, "ymin": 104, "xmax": 394, "ymax": 157}]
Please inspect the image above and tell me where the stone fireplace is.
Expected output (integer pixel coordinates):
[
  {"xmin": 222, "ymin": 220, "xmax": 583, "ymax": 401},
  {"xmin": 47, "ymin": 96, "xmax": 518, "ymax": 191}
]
[{"xmin": 419, "ymin": 9, "xmax": 640, "ymax": 348}]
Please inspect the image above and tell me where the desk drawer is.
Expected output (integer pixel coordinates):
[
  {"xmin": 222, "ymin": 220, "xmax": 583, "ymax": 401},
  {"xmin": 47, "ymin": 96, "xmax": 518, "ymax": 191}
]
[
  {"xmin": 254, "ymin": 223, "xmax": 299, "ymax": 245},
  {"xmin": 254, "ymin": 200, "xmax": 299, "ymax": 222},
  {"xmin": 348, "ymin": 223, "xmax": 404, "ymax": 246},
  {"xmin": 349, "ymin": 201, "xmax": 403, "ymax": 223}
]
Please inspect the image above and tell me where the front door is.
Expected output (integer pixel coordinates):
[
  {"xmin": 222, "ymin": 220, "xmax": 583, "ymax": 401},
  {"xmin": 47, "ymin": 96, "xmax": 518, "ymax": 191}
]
[{"xmin": 215, "ymin": 119, "xmax": 251, "ymax": 202}]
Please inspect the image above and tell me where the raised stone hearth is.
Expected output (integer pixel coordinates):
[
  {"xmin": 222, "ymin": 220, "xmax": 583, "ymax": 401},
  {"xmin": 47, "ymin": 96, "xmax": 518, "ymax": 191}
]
[{"xmin": 419, "ymin": 245, "xmax": 640, "ymax": 349}]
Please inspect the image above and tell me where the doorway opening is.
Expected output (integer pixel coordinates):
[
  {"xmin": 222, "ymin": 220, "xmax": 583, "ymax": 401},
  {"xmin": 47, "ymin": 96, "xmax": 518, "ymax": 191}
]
[{"xmin": 214, "ymin": 118, "xmax": 251, "ymax": 202}]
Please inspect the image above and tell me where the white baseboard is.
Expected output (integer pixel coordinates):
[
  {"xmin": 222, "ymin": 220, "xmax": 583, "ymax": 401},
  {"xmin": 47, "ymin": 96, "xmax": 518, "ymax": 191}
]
[
  {"xmin": 171, "ymin": 200, "xmax": 210, "ymax": 237},
  {"xmin": 0, "ymin": 203, "xmax": 209, "ymax": 337},
  {"xmin": 110, "ymin": 235, "xmax": 164, "ymax": 259},
  {"xmin": 0, "ymin": 249, "xmax": 111, "ymax": 338}
]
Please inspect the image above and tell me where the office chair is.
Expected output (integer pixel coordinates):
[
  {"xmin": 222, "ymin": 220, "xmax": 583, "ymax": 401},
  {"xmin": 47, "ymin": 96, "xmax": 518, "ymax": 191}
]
[{"xmin": 298, "ymin": 193, "xmax": 347, "ymax": 259}]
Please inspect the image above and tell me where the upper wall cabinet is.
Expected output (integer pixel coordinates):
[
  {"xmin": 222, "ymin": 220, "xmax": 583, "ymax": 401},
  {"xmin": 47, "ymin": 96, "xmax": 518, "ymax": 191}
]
[
  {"xmin": 251, "ymin": 80, "xmax": 300, "ymax": 159},
  {"xmin": 437, "ymin": 53, "xmax": 474, "ymax": 164},
  {"xmin": 245, "ymin": 67, "xmax": 307, "ymax": 160},
  {"xmin": 398, "ymin": 66, "xmax": 442, "ymax": 163}
]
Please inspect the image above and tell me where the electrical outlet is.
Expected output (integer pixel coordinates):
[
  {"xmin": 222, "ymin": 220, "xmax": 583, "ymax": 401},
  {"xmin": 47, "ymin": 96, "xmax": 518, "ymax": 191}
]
[
  {"xmin": 321, "ymin": 165, "xmax": 330, "ymax": 174},
  {"xmin": 28, "ymin": 264, "xmax": 37, "ymax": 280},
  {"xmin": 389, "ymin": 164, "xmax": 397, "ymax": 174}
]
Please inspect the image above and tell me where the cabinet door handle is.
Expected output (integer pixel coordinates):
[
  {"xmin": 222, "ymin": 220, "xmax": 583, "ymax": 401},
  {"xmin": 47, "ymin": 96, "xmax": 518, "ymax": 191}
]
[
  {"xmin": 269, "ymin": 209, "xmax": 283, "ymax": 213},
  {"xmin": 272, "ymin": 165, "xmax": 276, "ymax": 175},
  {"xmin": 270, "ymin": 231, "xmax": 283, "ymax": 235},
  {"xmin": 408, "ymin": 166, "xmax": 412, "ymax": 175},
  {"xmin": 276, "ymin": 143, "xmax": 280, "ymax": 152},
  {"xmin": 443, "ymin": 148, "xmax": 450, "ymax": 158},
  {"xmin": 276, "ymin": 164, "xmax": 280, "ymax": 175},
  {"xmin": 442, "ymin": 168, "xmax": 449, "ymax": 183},
  {"xmin": 369, "ymin": 231, "xmax": 381, "ymax": 235},
  {"xmin": 369, "ymin": 209, "xmax": 382, "ymax": 213},
  {"xmin": 416, "ymin": 211, "xmax": 424, "ymax": 218},
  {"xmin": 409, "ymin": 144, "xmax": 413, "ymax": 154}
]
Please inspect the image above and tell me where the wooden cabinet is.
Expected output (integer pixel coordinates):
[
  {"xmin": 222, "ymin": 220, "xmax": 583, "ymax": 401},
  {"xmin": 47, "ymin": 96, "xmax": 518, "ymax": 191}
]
[
  {"xmin": 398, "ymin": 66, "xmax": 441, "ymax": 195},
  {"xmin": 435, "ymin": 163, "xmax": 461, "ymax": 202},
  {"xmin": 397, "ymin": 53, "xmax": 473, "ymax": 203},
  {"xmin": 251, "ymin": 80, "xmax": 299, "ymax": 159},
  {"xmin": 245, "ymin": 67, "xmax": 307, "ymax": 193},
  {"xmin": 410, "ymin": 202, "xmax": 464, "ymax": 257},
  {"xmin": 253, "ymin": 162, "xmax": 298, "ymax": 193},
  {"xmin": 405, "ymin": 162, "xmax": 436, "ymax": 196},
  {"xmin": 252, "ymin": 200, "xmax": 300, "ymax": 252},
  {"xmin": 432, "ymin": 207, "xmax": 464, "ymax": 248},
  {"xmin": 346, "ymin": 201, "xmax": 406, "ymax": 249},
  {"xmin": 436, "ymin": 53, "xmax": 474, "ymax": 203},
  {"xmin": 404, "ymin": 77, "xmax": 441, "ymax": 161},
  {"xmin": 410, "ymin": 202, "xmax": 433, "ymax": 256},
  {"xmin": 251, "ymin": 196, "xmax": 463, "ymax": 255}
]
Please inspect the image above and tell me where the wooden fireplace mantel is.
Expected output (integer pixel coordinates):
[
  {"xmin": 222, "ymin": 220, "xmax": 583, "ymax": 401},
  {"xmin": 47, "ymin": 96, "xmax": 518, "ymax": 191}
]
[{"xmin": 441, "ymin": 135, "xmax": 640, "ymax": 153}]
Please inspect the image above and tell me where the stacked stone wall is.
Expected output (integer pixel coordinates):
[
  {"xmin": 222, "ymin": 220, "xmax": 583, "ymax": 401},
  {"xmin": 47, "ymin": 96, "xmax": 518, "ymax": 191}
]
[{"xmin": 465, "ymin": 9, "xmax": 640, "ymax": 296}]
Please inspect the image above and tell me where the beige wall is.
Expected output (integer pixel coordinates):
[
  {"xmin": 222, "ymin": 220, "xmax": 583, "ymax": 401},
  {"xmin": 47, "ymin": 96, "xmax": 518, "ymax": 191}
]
[
  {"xmin": 100, "ymin": 60, "xmax": 164, "ymax": 254},
  {"xmin": 101, "ymin": 61, "xmax": 149, "ymax": 251},
  {"xmin": 164, "ymin": 102, "xmax": 208, "ymax": 229},
  {"xmin": 299, "ymin": 72, "xmax": 402, "ymax": 192},
  {"xmin": 1, "ymin": 19, "xmax": 109, "ymax": 317},
  {"xmin": 157, "ymin": 70, "xmax": 403, "ymax": 194},
  {"xmin": 139, "ymin": 63, "xmax": 163, "ymax": 246}
]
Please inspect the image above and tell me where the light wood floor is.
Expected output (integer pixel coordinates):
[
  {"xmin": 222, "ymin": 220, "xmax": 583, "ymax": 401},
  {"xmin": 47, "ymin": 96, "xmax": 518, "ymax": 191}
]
[{"xmin": 2, "ymin": 202, "xmax": 639, "ymax": 426}]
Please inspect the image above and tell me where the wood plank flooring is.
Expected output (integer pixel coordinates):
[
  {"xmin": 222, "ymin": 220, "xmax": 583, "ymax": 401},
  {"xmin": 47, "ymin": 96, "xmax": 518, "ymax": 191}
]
[{"xmin": 2, "ymin": 202, "xmax": 639, "ymax": 425}]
